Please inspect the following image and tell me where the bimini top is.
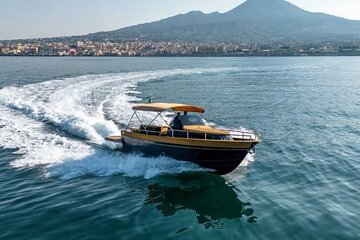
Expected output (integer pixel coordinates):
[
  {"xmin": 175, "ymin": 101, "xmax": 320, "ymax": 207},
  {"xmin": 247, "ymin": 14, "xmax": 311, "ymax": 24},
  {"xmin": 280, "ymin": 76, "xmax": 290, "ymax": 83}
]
[{"xmin": 132, "ymin": 103, "xmax": 205, "ymax": 113}]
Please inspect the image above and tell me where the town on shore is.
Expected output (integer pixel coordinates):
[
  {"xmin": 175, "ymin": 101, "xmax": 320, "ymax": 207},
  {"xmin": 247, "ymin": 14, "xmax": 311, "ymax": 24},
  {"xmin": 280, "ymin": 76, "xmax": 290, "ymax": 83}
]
[{"xmin": 1, "ymin": 39, "xmax": 360, "ymax": 57}]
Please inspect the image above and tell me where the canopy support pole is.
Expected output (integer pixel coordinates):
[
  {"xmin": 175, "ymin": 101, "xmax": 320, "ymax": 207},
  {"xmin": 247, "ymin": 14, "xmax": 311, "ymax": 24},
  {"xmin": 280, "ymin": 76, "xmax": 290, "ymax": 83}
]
[
  {"xmin": 158, "ymin": 112, "xmax": 174, "ymax": 134},
  {"xmin": 146, "ymin": 111, "xmax": 164, "ymax": 128},
  {"xmin": 134, "ymin": 111, "xmax": 146, "ymax": 130},
  {"xmin": 126, "ymin": 112, "xmax": 135, "ymax": 131}
]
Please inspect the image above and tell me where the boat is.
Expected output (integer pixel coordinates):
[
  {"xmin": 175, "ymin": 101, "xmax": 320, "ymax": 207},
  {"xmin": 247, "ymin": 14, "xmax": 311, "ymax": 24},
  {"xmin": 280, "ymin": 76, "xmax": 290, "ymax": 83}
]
[{"xmin": 105, "ymin": 103, "xmax": 260, "ymax": 174}]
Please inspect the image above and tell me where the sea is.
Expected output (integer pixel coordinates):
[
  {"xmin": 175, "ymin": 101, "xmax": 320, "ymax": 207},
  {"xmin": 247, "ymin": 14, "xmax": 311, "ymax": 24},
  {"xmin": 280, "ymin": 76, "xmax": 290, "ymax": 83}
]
[{"xmin": 0, "ymin": 57, "xmax": 359, "ymax": 240}]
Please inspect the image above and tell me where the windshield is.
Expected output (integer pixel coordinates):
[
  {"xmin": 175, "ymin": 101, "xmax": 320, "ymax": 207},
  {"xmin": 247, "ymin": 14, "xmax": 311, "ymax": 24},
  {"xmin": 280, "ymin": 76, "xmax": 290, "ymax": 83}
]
[{"xmin": 179, "ymin": 115, "xmax": 206, "ymax": 126}]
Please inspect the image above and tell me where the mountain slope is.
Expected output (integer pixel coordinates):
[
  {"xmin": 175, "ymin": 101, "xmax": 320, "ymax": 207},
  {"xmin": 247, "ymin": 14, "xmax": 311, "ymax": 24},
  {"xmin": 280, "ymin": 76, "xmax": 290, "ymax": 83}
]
[{"xmin": 86, "ymin": 0, "xmax": 360, "ymax": 42}]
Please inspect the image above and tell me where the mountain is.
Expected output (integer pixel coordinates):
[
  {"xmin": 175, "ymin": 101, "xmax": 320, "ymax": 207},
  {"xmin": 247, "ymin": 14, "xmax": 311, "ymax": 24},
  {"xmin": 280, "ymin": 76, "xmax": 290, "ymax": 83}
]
[{"xmin": 79, "ymin": 0, "xmax": 360, "ymax": 42}]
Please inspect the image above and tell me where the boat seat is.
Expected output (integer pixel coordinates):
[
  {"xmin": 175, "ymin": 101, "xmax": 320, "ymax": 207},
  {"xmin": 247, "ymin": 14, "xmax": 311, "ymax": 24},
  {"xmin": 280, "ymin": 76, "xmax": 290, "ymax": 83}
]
[
  {"xmin": 160, "ymin": 126, "xmax": 169, "ymax": 135},
  {"xmin": 139, "ymin": 125, "xmax": 164, "ymax": 135}
]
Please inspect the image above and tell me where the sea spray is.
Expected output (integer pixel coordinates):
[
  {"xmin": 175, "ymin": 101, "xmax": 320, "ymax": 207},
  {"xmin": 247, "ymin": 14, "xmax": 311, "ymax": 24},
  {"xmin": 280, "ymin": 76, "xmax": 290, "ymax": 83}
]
[{"xmin": 0, "ymin": 68, "xmax": 237, "ymax": 179}]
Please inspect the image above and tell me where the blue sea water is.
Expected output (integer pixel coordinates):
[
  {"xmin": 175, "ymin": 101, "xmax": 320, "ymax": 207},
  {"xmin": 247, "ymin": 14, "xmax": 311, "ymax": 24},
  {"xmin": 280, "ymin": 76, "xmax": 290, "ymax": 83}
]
[{"xmin": 0, "ymin": 57, "xmax": 359, "ymax": 239}]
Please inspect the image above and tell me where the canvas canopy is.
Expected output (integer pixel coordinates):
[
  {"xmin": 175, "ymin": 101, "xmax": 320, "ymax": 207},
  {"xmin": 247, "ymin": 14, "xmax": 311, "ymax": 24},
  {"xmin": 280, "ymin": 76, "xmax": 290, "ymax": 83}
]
[{"xmin": 132, "ymin": 103, "xmax": 205, "ymax": 113}]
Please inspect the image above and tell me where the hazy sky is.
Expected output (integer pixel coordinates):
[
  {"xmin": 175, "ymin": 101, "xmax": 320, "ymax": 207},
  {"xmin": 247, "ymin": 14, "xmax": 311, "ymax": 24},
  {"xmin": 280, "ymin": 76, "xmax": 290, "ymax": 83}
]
[{"xmin": 1, "ymin": 0, "xmax": 360, "ymax": 40}]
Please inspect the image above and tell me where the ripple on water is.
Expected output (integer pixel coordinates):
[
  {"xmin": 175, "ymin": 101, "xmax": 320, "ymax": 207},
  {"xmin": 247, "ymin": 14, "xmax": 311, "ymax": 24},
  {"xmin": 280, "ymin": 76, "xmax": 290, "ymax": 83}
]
[{"xmin": 0, "ymin": 57, "xmax": 360, "ymax": 239}]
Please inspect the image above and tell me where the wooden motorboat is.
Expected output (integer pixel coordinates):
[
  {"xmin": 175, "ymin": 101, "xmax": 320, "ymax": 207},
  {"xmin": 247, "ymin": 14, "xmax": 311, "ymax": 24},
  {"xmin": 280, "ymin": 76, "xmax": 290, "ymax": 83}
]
[{"xmin": 106, "ymin": 103, "xmax": 260, "ymax": 174}]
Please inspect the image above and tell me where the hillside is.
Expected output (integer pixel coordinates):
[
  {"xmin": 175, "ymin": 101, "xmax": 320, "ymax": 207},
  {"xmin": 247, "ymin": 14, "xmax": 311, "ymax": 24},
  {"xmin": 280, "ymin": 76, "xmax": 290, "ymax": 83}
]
[{"xmin": 84, "ymin": 0, "xmax": 360, "ymax": 43}]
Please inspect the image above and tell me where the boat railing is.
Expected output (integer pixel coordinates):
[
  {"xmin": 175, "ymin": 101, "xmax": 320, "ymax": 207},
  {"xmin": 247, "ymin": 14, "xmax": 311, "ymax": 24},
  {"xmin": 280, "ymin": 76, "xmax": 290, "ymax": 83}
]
[
  {"xmin": 226, "ymin": 129, "xmax": 260, "ymax": 141},
  {"xmin": 125, "ymin": 127, "xmax": 260, "ymax": 141}
]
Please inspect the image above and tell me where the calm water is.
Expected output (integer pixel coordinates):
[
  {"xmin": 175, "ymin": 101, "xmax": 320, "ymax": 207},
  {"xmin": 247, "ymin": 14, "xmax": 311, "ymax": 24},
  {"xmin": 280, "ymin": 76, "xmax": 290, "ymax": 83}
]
[{"xmin": 0, "ymin": 57, "xmax": 359, "ymax": 239}]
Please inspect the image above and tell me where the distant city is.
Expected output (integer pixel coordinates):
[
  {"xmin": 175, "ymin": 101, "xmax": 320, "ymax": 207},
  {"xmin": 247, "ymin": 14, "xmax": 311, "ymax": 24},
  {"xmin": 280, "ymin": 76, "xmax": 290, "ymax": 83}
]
[{"xmin": 1, "ymin": 39, "xmax": 360, "ymax": 57}]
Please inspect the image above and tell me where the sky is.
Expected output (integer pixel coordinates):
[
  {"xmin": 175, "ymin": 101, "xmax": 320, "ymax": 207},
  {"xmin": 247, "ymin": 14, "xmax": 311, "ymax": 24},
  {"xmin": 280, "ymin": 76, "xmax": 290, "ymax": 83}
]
[{"xmin": 1, "ymin": 0, "xmax": 360, "ymax": 40}]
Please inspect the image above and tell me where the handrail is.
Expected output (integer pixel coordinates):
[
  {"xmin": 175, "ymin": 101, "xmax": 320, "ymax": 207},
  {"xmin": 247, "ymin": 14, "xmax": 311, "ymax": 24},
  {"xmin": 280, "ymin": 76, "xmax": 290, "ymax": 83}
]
[
  {"xmin": 126, "ymin": 127, "xmax": 260, "ymax": 141},
  {"xmin": 229, "ymin": 130, "xmax": 260, "ymax": 141}
]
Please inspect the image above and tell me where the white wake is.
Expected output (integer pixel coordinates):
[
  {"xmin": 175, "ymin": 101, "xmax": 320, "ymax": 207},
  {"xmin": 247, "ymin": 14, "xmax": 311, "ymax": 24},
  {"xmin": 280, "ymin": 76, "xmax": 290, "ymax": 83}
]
[{"xmin": 0, "ymin": 68, "xmax": 233, "ymax": 179}]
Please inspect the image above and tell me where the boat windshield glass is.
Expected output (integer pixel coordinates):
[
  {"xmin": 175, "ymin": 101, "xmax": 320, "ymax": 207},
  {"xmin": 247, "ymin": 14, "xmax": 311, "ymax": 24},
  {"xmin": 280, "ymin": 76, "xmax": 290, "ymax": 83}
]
[{"xmin": 179, "ymin": 114, "xmax": 206, "ymax": 126}]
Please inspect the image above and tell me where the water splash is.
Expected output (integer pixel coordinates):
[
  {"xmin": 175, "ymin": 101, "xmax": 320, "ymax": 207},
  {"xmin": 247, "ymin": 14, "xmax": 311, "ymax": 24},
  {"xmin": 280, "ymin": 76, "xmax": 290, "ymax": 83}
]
[{"xmin": 0, "ymin": 68, "xmax": 236, "ymax": 179}]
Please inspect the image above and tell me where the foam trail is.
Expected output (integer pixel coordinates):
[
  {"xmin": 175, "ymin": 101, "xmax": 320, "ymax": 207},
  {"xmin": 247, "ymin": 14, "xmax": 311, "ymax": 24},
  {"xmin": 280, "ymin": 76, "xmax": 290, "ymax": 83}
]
[
  {"xmin": 0, "ymin": 67, "xmax": 235, "ymax": 179},
  {"xmin": 0, "ymin": 97, "xmax": 202, "ymax": 180},
  {"xmin": 48, "ymin": 152, "xmax": 205, "ymax": 180}
]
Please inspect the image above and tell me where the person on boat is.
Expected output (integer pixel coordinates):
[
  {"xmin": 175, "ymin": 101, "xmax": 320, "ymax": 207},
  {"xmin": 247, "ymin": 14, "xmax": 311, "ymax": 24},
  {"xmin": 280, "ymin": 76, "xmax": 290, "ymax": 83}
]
[{"xmin": 172, "ymin": 112, "xmax": 183, "ymax": 130}]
